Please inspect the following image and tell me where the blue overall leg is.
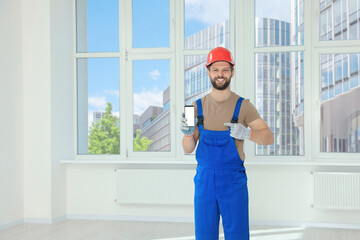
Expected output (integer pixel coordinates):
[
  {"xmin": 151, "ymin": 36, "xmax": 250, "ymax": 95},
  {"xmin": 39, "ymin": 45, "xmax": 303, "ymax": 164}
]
[
  {"xmin": 216, "ymin": 169, "xmax": 249, "ymax": 240},
  {"xmin": 194, "ymin": 168, "xmax": 220, "ymax": 240}
]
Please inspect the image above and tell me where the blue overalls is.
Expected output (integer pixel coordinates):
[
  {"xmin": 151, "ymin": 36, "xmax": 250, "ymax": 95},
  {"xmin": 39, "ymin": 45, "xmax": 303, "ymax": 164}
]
[{"xmin": 194, "ymin": 97, "xmax": 249, "ymax": 240}]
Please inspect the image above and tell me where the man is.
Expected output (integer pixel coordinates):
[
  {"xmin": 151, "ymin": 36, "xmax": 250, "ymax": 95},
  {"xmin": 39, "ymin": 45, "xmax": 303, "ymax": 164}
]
[{"xmin": 181, "ymin": 47, "xmax": 274, "ymax": 240}]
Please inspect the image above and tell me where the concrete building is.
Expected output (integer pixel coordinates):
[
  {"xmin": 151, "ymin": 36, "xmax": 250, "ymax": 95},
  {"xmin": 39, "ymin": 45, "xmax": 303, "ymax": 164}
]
[{"xmin": 139, "ymin": 87, "xmax": 170, "ymax": 151}]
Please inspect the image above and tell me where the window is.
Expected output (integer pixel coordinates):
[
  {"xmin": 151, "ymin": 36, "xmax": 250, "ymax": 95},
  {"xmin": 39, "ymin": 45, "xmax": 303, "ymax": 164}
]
[
  {"xmin": 77, "ymin": 58, "xmax": 120, "ymax": 155},
  {"xmin": 318, "ymin": 0, "xmax": 360, "ymax": 155},
  {"xmin": 255, "ymin": 0, "xmax": 303, "ymax": 47},
  {"xmin": 76, "ymin": 0, "xmax": 119, "ymax": 52},
  {"xmin": 133, "ymin": 60, "xmax": 171, "ymax": 152},
  {"xmin": 132, "ymin": 0, "xmax": 170, "ymax": 48},
  {"xmin": 75, "ymin": 0, "xmax": 173, "ymax": 158},
  {"xmin": 320, "ymin": 0, "xmax": 360, "ymax": 41},
  {"xmin": 255, "ymin": 0, "xmax": 304, "ymax": 156},
  {"xmin": 320, "ymin": 53, "xmax": 360, "ymax": 152},
  {"xmin": 184, "ymin": 0, "xmax": 230, "ymax": 50},
  {"xmin": 74, "ymin": 0, "xmax": 360, "ymax": 162}
]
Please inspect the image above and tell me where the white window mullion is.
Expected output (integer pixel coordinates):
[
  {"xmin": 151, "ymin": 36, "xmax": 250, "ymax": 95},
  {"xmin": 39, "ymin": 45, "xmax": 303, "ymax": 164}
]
[
  {"xmin": 242, "ymin": 0, "xmax": 256, "ymax": 160},
  {"xmin": 175, "ymin": 0, "xmax": 184, "ymax": 160},
  {"xmin": 234, "ymin": 0, "xmax": 245, "ymax": 97},
  {"xmin": 119, "ymin": 0, "xmax": 127, "ymax": 159},
  {"xmin": 302, "ymin": 0, "xmax": 315, "ymax": 161}
]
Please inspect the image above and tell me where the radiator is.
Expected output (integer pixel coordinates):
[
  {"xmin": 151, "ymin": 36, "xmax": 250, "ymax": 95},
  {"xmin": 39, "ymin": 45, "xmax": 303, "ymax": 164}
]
[
  {"xmin": 313, "ymin": 172, "xmax": 360, "ymax": 210},
  {"xmin": 115, "ymin": 169, "xmax": 195, "ymax": 205}
]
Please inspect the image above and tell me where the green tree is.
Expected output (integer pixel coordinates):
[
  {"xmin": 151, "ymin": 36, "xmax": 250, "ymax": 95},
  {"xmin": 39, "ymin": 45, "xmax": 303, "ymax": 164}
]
[
  {"xmin": 133, "ymin": 129, "xmax": 152, "ymax": 151},
  {"xmin": 88, "ymin": 102, "xmax": 120, "ymax": 154}
]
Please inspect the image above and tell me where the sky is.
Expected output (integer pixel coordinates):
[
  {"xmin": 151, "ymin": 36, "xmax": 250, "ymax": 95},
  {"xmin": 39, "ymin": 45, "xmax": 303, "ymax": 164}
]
[
  {"xmin": 83, "ymin": 0, "xmax": 292, "ymax": 119},
  {"xmin": 256, "ymin": 0, "xmax": 292, "ymax": 23}
]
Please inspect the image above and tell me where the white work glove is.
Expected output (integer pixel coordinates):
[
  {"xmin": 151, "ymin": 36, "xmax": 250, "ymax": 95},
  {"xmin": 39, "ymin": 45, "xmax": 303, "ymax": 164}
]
[
  {"xmin": 181, "ymin": 113, "xmax": 197, "ymax": 136},
  {"xmin": 224, "ymin": 122, "xmax": 252, "ymax": 140}
]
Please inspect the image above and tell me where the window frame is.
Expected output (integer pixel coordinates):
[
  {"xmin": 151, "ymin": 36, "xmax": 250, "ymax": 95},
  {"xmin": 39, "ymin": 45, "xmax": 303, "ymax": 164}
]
[
  {"xmin": 126, "ymin": 53, "xmax": 176, "ymax": 159},
  {"xmin": 73, "ymin": 0, "xmax": 360, "ymax": 163},
  {"xmin": 243, "ymin": 0, "xmax": 308, "ymax": 162}
]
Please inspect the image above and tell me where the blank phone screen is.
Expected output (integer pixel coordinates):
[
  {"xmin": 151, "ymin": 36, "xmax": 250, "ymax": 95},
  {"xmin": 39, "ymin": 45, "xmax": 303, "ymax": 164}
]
[{"xmin": 184, "ymin": 105, "xmax": 195, "ymax": 127}]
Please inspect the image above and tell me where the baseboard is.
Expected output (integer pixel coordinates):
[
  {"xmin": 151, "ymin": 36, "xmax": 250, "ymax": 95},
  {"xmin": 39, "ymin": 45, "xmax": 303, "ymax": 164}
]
[
  {"xmin": 250, "ymin": 220, "xmax": 360, "ymax": 230},
  {"xmin": 23, "ymin": 215, "xmax": 66, "ymax": 224},
  {"xmin": 0, "ymin": 219, "xmax": 24, "ymax": 231},
  {"xmin": 51, "ymin": 215, "xmax": 67, "ymax": 223},
  {"xmin": 24, "ymin": 218, "xmax": 52, "ymax": 224},
  {"xmin": 67, "ymin": 214, "xmax": 194, "ymax": 223}
]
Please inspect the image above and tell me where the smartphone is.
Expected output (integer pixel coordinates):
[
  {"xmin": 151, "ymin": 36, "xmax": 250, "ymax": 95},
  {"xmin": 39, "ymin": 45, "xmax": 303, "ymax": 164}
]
[{"xmin": 184, "ymin": 105, "xmax": 195, "ymax": 127}]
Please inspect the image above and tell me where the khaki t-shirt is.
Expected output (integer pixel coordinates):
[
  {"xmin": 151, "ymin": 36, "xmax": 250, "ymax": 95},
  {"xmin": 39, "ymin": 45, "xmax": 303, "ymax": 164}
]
[{"xmin": 193, "ymin": 91, "xmax": 260, "ymax": 161}]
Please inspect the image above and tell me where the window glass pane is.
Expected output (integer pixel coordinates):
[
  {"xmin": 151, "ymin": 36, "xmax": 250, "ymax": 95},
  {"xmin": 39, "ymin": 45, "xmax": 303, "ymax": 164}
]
[
  {"xmin": 184, "ymin": 0, "xmax": 230, "ymax": 50},
  {"xmin": 185, "ymin": 55, "xmax": 209, "ymax": 105},
  {"xmin": 320, "ymin": 53, "xmax": 360, "ymax": 152},
  {"xmin": 76, "ymin": 0, "xmax": 119, "ymax": 52},
  {"xmin": 255, "ymin": 0, "xmax": 304, "ymax": 47},
  {"xmin": 132, "ymin": 0, "xmax": 169, "ymax": 48},
  {"xmin": 184, "ymin": 55, "xmax": 209, "ymax": 155},
  {"xmin": 133, "ymin": 60, "xmax": 171, "ymax": 152},
  {"xmin": 319, "ymin": 0, "xmax": 360, "ymax": 41},
  {"xmin": 77, "ymin": 58, "xmax": 120, "ymax": 155},
  {"xmin": 255, "ymin": 52, "xmax": 304, "ymax": 156}
]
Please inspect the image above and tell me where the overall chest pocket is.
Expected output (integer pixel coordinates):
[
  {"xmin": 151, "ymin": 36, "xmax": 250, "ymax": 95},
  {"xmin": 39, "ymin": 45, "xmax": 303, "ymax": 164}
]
[{"xmin": 203, "ymin": 134, "xmax": 229, "ymax": 146}]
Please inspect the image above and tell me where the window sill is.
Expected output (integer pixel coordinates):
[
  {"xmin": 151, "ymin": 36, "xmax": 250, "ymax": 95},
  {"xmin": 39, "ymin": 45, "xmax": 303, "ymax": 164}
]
[
  {"xmin": 245, "ymin": 160, "xmax": 360, "ymax": 167},
  {"xmin": 60, "ymin": 159, "xmax": 197, "ymax": 165},
  {"xmin": 60, "ymin": 159, "xmax": 360, "ymax": 167}
]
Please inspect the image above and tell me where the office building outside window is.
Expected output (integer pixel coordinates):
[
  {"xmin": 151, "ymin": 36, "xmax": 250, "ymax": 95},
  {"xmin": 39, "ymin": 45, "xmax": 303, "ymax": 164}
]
[{"xmin": 319, "ymin": 0, "xmax": 360, "ymax": 152}]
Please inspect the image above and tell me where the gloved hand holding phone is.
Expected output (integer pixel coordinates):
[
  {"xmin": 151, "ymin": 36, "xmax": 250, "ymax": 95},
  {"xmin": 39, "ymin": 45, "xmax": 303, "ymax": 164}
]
[{"xmin": 181, "ymin": 113, "xmax": 197, "ymax": 136}]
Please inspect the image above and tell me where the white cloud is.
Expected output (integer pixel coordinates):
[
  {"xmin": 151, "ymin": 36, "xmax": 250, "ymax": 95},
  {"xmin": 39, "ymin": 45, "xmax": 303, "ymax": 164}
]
[
  {"xmin": 256, "ymin": 0, "xmax": 291, "ymax": 22},
  {"xmin": 185, "ymin": 0, "xmax": 230, "ymax": 26},
  {"xmin": 133, "ymin": 87, "xmax": 163, "ymax": 115},
  {"xmin": 185, "ymin": 0, "xmax": 292, "ymax": 26},
  {"xmin": 104, "ymin": 89, "xmax": 119, "ymax": 97},
  {"xmin": 88, "ymin": 96, "xmax": 107, "ymax": 110},
  {"xmin": 149, "ymin": 70, "xmax": 161, "ymax": 81}
]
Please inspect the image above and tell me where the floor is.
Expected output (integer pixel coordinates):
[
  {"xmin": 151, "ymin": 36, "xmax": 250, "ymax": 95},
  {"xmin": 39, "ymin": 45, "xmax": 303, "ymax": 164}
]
[{"xmin": 0, "ymin": 220, "xmax": 360, "ymax": 240}]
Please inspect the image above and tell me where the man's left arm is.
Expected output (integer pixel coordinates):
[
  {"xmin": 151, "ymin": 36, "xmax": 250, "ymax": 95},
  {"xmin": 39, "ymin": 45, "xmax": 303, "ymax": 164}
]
[{"xmin": 247, "ymin": 118, "xmax": 274, "ymax": 145}]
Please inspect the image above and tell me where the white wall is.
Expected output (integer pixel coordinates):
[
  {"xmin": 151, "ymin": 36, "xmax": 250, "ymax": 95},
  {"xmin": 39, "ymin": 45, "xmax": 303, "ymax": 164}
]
[
  {"xmin": 22, "ymin": 0, "xmax": 74, "ymax": 223},
  {"xmin": 66, "ymin": 164, "xmax": 360, "ymax": 227},
  {"xmin": 66, "ymin": 164, "xmax": 194, "ymax": 221},
  {"xmin": 0, "ymin": 0, "xmax": 72, "ymax": 227},
  {"xmin": 1, "ymin": 0, "xmax": 360, "ymax": 231},
  {"xmin": 23, "ymin": 0, "xmax": 52, "ymax": 221},
  {"xmin": 50, "ymin": 0, "xmax": 74, "ymax": 221},
  {"xmin": 247, "ymin": 165, "xmax": 360, "ymax": 226},
  {"xmin": 0, "ymin": 0, "xmax": 24, "ymax": 230}
]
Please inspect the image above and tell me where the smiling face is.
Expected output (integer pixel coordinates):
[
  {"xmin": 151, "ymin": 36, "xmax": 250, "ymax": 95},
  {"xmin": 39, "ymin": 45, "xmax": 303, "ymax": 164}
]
[{"xmin": 207, "ymin": 61, "xmax": 234, "ymax": 90}]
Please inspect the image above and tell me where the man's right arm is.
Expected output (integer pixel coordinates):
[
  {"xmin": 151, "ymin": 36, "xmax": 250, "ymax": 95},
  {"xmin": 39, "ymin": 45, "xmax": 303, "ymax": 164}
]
[{"xmin": 182, "ymin": 127, "xmax": 199, "ymax": 154}]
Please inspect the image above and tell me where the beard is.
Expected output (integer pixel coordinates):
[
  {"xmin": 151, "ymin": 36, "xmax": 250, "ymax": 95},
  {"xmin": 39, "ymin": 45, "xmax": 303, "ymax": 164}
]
[{"xmin": 210, "ymin": 76, "xmax": 231, "ymax": 90}]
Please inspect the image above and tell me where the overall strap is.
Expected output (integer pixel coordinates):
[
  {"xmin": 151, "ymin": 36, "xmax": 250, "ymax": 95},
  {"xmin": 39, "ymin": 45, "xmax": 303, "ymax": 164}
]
[
  {"xmin": 231, "ymin": 97, "xmax": 244, "ymax": 123},
  {"xmin": 196, "ymin": 98, "xmax": 204, "ymax": 126}
]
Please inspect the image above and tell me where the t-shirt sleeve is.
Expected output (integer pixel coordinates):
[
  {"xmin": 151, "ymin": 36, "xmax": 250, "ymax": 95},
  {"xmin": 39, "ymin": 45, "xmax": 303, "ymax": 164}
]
[{"xmin": 243, "ymin": 99, "xmax": 261, "ymax": 125}]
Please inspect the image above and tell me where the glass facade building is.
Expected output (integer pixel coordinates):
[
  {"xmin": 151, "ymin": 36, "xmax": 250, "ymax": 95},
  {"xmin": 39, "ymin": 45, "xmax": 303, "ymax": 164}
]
[
  {"xmin": 319, "ymin": 0, "xmax": 360, "ymax": 152},
  {"xmin": 184, "ymin": 20, "xmax": 230, "ymax": 105},
  {"xmin": 255, "ymin": 16, "xmax": 303, "ymax": 155},
  {"xmin": 137, "ymin": 0, "xmax": 308, "ymax": 155},
  {"xmin": 320, "ymin": 53, "xmax": 360, "ymax": 152}
]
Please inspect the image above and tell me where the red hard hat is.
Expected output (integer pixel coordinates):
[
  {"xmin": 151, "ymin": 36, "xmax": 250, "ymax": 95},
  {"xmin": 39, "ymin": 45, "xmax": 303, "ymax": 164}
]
[{"xmin": 206, "ymin": 47, "xmax": 235, "ymax": 69}]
